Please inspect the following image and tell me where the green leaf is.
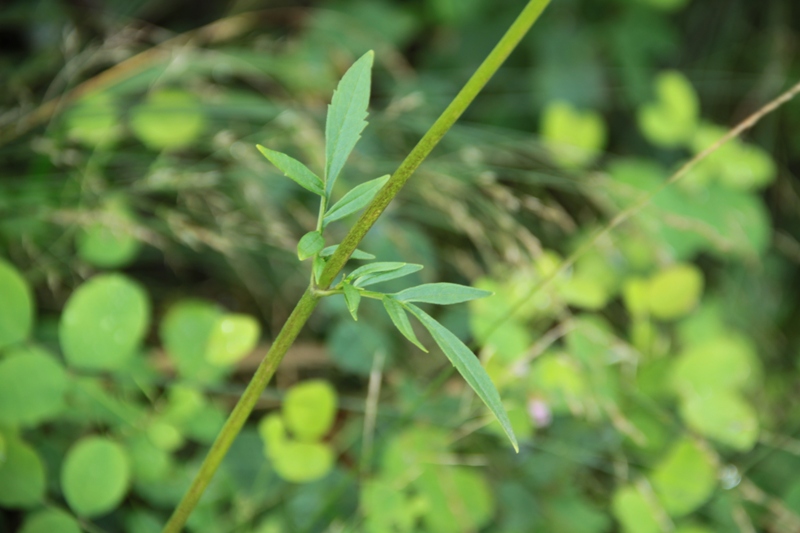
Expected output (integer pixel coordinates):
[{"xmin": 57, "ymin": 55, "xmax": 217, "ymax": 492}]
[
  {"xmin": 670, "ymin": 334, "xmax": 759, "ymax": 395},
  {"xmin": 382, "ymin": 297, "xmax": 427, "ymax": 352},
  {"xmin": 160, "ymin": 299, "xmax": 225, "ymax": 383},
  {"xmin": 649, "ymin": 438, "xmax": 716, "ymax": 517},
  {"xmin": 325, "ymin": 51, "xmax": 374, "ymax": 195},
  {"xmin": 405, "ymin": 304, "xmax": 518, "ymax": 452},
  {"xmin": 415, "ymin": 465, "xmax": 495, "ymax": 533},
  {"xmin": 323, "ymin": 175, "xmax": 389, "ymax": 226},
  {"xmin": 61, "ymin": 437, "xmax": 131, "ymax": 517},
  {"xmin": 0, "ymin": 258, "xmax": 34, "ymax": 351},
  {"xmin": 348, "ymin": 261, "xmax": 407, "ymax": 281},
  {"xmin": 680, "ymin": 391, "xmax": 759, "ymax": 451},
  {"xmin": 65, "ymin": 93, "xmax": 121, "ymax": 148},
  {"xmin": 283, "ymin": 380, "xmax": 338, "ymax": 442},
  {"xmin": 0, "ymin": 436, "xmax": 46, "ymax": 508},
  {"xmin": 59, "ymin": 274, "xmax": 150, "ymax": 371},
  {"xmin": 394, "ymin": 282, "xmax": 492, "ymax": 305},
  {"xmin": 541, "ymin": 100, "xmax": 606, "ymax": 169},
  {"xmin": 638, "ymin": 71, "xmax": 699, "ymax": 148},
  {"xmin": 129, "ymin": 89, "xmax": 206, "ymax": 150},
  {"xmin": 647, "ymin": 264, "xmax": 703, "ymax": 320},
  {"xmin": 297, "ymin": 231, "xmax": 325, "ymax": 261},
  {"xmin": 205, "ymin": 314, "xmax": 260, "ymax": 366},
  {"xmin": 259, "ymin": 414, "xmax": 334, "ymax": 483},
  {"xmin": 319, "ymin": 245, "xmax": 375, "ymax": 260},
  {"xmin": 342, "ymin": 283, "xmax": 361, "ymax": 321},
  {"xmin": 20, "ymin": 509, "xmax": 82, "ymax": 533},
  {"xmin": 355, "ymin": 264, "xmax": 424, "ymax": 288},
  {"xmin": 76, "ymin": 199, "xmax": 141, "ymax": 269},
  {"xmin": 0, "ymin": 345, "xmax": 68, "ymax": 427},
  {"xmin": 256, "ymin": 145, "xmax": 325, "ymax": 197},
  {"xmin": 312, "ymin": 256, "xmax": 327, "ymax": 285},
  {"xmin": 611, "ymin": 485, "xmax": 662, "ymax": 533}
]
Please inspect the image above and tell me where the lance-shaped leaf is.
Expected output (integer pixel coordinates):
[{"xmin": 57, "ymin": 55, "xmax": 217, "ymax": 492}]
[
  {"xmin": 319, "ymin": 245, "xmax": 375, "ymax": 260},
  {"xmin": 394, "ymin": 283, "xmax": 492, "ymax": 305},
  {"xmin": 297, "ymin": 231, "xmax": 325, "ymax": 261},
  {"xmin": 405, "ymin": 303, "xmax": 518, "ymax": 452},
  {"xmin": 312, "ymin": 256, "xmax": 327, "ymax": 285},
  {"xmin": 256, "ymin": 145, "xmax": 324, "ymax": 197},
  {"xmin": 382, "ymin": 297, "xmax": 427, "ymax": 352},
  {"xmin": 323, "ymin": 175, "xmax": 389, "ymax": 227},
  {"xmin": 343, "ymin": 283, "xmax": 361, "ymax": 321},
  {"xmin": 356, "ymin": 264, "xmax": 423, "ymax": 288},
  {"xmin": 347, "ymin": 262, "xmax": 407, "ymax": 282},
  {"xmin": 325, "ymin": 51, "xmax": 374, "ymax": 195}
]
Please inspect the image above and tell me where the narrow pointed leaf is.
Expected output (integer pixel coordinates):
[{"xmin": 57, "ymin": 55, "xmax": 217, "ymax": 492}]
[
  {"xmin": 347, "ymin": 262, "xmax": 407, "ymax": 281},
  {"xmin": 405, "ymin": 303, "xmax": 518, "ymax": 452},
  {"xmin": 323, "ymin": 175, "xmax": 389, "ymax": 227},
  {"xmin": 297, "ymin": 231, "xmax": 325, "ymax": 261},
  {"xmin": 325, "ymin": 51, "xmax": 374, "ymax": 195},
  {"xmin": 319, "ymin": 245, "xmax": 375, "ymax": 260},
  {"xmin": 383, "ymin": 297, "xmax": 427, "ymax": 352},
  {"xmin": 312, "ymin": 256, "xmax": 327, "ymax": 284},
  {"xmin": 256, "ymin": 145, "xmax": 324, "ymax": 197},
  {"xmin": 394, "ymin": 283, "xmax": 493, "ymax": 305},
  {"xmin": 343, "ymin": 283, "xmax": 361, "ymax": 321},
  {"xmin": 356, "ymin": 264, "xmax": 424, "ymax": 288}
]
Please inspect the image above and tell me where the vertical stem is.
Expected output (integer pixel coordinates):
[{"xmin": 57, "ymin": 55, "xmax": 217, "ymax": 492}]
[
  {"xmin": 162, "ymin": 289, "xmax": 319, "ymax": 533},
  {"xmin": 163, "ymin": 1, "xmax": 551, "ymax": 530},
  {"xmin": 317, "ymin": 0, "xmax": 551, "ymax": 288}
]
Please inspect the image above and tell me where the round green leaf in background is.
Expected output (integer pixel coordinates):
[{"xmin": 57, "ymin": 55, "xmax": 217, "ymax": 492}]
[
  {"xmin": 647, "ymin": 264, "xmax": 703, "ymax": 320},
  {"xmin": 60, "ymin": 274, "xmax": 150, "ymax": 371},
  {"xmin": 259, "ymin": 414, "xmax": 333, "ymax": 483},
  {"xmin": 611, "ymin": 485, "xmax": 662, "ymax": 533},
  {"xmin": 160, "ymin": 299, "xmax": 224, "ymax": 382},
  {"xmin": 415, "ymin": 465, "xmax": 495, "ymax": 533},
  {"xmin": 0, "ymin": 436, "xmax": 46, "ymax": 508},
  {"xmin": 283, "ymin": 380, "xmax": 337, "ymax": 442},
  {"xmin": 77, "ymin": 200, "xmax": 141, "ymax": 268},
  {"xmin": 680, "ymin": 391, "xmax": 759, "ymax": 451},
  {"xmin": 670, "ymin": 334, "xmax": 759, "ymax": 395},
  {"xmin": 205, "ymin": 313, "xmax": 260, "ymax": 366},
  {"xmin": 541, "ymin": 100, "xmax": 606, "ymax": 170},
  {"xmin": 20, "ymin": 508, "xmax": 82, "ymax": 533},
  {"xmin": 638, "ymin": 71, "xmax": 699, "ymax": 148},
  {"xmin": 0, "ymin": 258, "xmax": 34, "ymax": 351},
  {"xmin": 0, "ymin": 345, "xmax": 67, "ymax": 426},
  {"xmin": 65, "ymin": 93, "xmax": 121, "ymax": 148},
  {"xmin": 61, "ymin": 436, "xmax": 131, "ymax": 517},
  {"xmin": 649, "ymin": 438, "xmax": 716, "ymax": 517},
  {"xmin": 130, "ymin": 89, "xmax": 206, "ymax": 150}
]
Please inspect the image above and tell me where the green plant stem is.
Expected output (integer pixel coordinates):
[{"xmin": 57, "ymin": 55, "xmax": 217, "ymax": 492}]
[
  {"xmin": 317, "ymin": 0, "xmax": 551, "ymax": 289},
  {"xmin": 163, "ymin": 1, "xmax": 551, "ymax": 530},
  {"xmin": 162, "ymin": 288, "xmax": 319, "ymax": 533}
]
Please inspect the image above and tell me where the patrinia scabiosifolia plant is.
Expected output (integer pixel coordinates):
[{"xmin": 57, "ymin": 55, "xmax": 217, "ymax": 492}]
[{"xmin": 256, "ymin": 52, "xmax": 518, "ymax": 452}]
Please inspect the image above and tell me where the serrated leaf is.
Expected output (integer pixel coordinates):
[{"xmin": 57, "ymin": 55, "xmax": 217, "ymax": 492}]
[
  {"xmin": 356, "ymin": 264, "xmax": 424, "ymax": 288},
  {"xmin": 394, "ymin": 282, "xmax": 492, "ymax": 305},
  {"xmin": 323, "ymin": 175, "xmax": 389, "ymax": 227},
  {"xmin": 343, "ymin": 283, "xmax": 361, "ymax": 321},
  {"xmin": 382, "ymin": 297, "xmax": 427, "ymax": 352},
  {"xmin": 325, "ymin": 51, "xmax": 374, "ymax": 195},
  {"xmin": 405, "ymin": 303, "xmax": 518, "ymax": 452},
  {"xmin": 319, "ymin": 245, "xmax": 375, "ymax": 260},
  {"xmin": 297, "ymin": 231, "xmax": 325, "ymax": 261},
  {"xmin": 256, "ymin": 145, "xmax": 324, "ymax": 197}
]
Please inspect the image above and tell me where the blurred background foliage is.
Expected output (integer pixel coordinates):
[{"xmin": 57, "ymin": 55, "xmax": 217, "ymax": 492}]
[{"xmin": 1, "ymin": 0, "xmax": 800, "ymax": 531}]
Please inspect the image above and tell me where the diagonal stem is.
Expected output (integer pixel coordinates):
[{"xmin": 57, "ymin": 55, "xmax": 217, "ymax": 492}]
[{"xmin": 162, "ymin": 1, "xmax": 551, "ymax": 531}]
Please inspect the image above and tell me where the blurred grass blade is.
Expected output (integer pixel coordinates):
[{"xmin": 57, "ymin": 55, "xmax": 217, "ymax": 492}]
[
  {"xmin": 405, "ymin": 303, "xmax": 518, "ymax": 452},
  {"xmin": 394, "ymin": 283, "xmax": 492, "ymax": 305},
  {"xmin": 256, "ymin": 145, "xmax": 324, "ymax": 196},
  {"xmin": 325, "ymin": 51, "xmax": 374, "ymax": 196}
]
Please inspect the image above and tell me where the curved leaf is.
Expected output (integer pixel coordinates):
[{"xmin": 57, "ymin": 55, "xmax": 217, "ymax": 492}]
[
  {"xmin": 405, "ymin": 304, "xmax": 518, "ymax": 451},
  {"xmin": 323, "ymin": 175, "xmax": 389, "ymax": 226},
  {"xmin": 382, "ymin": 297, "xmax": 427, "ymax": 352},
  {"xmin": 257, "ymin": 145, "xmax": 324, "ymax": 197},
  {"xmin": 394, "ymin": 282, "xmax": 492, "ymax": 305}
]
